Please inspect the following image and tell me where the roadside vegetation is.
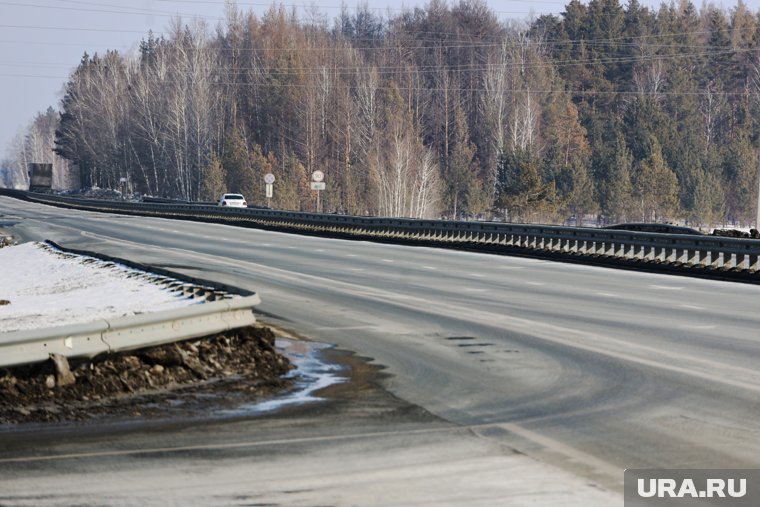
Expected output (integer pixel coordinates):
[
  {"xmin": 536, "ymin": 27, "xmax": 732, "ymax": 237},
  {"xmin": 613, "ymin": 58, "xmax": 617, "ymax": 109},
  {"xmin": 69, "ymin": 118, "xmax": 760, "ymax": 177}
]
[{"xmin": 3, "ymin": 0, "xmax": 760, "ymax": 226}]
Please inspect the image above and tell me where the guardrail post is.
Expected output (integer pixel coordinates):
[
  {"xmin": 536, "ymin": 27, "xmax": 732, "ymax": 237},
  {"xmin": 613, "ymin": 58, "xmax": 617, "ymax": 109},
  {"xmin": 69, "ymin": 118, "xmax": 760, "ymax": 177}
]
[
  {"xmin": 666, "ymin": 247, "xmax": 677, "ymax": 264},
  {"xmin": 724, "ymin": 253, "xmax": 736, "ymax": 270},
  {"xmin": 710, "ymin": 250, "xmax": 722, "ymax": 269},
  {"xmin": 749, "ymin": 254, "xmax": 760, "ymax": 272},
  {"xmin": 737, "ymin": 253, "xmax": 749, "ymax": 270},
  {"xmin": 642, "ymin": 245, "xmax": 653, "ymax": 262},
  {"xmin": 688, "ymin": 248, "xmax": 700, "ymax": 266},
  {"xmin": 677, "ymin": 248, "xmax": 688, "ymax": 265}
]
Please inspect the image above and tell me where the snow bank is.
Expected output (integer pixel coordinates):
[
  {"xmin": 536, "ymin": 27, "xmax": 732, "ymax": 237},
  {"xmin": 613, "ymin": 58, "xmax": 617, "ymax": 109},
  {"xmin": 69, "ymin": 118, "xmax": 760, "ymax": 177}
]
[{"xmin": 0, "ymin": 242, "xmax": 197, "ymax": 333}]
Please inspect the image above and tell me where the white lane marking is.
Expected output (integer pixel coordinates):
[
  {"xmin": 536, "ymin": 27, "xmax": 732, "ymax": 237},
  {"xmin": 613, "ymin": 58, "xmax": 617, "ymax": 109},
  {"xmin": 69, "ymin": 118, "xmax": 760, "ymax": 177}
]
[
  {"xmin": 315, "ymin": 249, "xmax": 325, "ymax": 252},
  {"xmin": 525, "ymin": 281, "xmax": 545, "ymax": 286},
  {"xmin": 262, "ymin": 243, "xmax": 272, "ymax": 247},
  {"xmin": 649, "ymin": 285, "xmax": 684, "ymax": 291},
  {"xmin": 596, "ymin": 292, "xmax": 619, "ymax": 298},
  {"xmin": 422, "ymin": 266, "xmax": 437, "ymax": 270},
  {"xmin": 346, "ymin": 254, "xmax": 357, "ymax": 257},
  {"xmin": 679, "ymin": 304, "xmax": 705, "ymax": 310},
  {"xmin": 463, "ymin": 288, "xmax": 488, "ymax": 293},
  {"xmin": 679, "ymin": 324, "xmax": 717, "ymax": 330},
  {"xmin": 469, "ymin": 273, "xmax": 486, "ymax": 278},
  {"xmin": 348, "ymin": 268, "xmax": 364, "ymax": 272},
  {"xmin": 382, "ymin": 259, "xmax": 395, "ymax": 263}
]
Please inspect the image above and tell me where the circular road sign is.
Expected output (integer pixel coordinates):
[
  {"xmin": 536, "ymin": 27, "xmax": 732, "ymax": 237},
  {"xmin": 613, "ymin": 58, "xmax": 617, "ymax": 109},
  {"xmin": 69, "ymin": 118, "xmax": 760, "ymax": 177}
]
[
  {"xmin": 311, "ymin": 170, "xmax": 324, "ymax": 182},
  {"xmin": 264, "ymin": 173, "xmax": 275, "ymax": 184}
]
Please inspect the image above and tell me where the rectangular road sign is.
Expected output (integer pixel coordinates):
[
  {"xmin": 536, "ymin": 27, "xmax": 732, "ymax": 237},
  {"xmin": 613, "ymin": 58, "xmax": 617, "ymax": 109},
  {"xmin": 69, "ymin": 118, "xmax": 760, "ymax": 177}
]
[
  {"xmin": 310, "ymin": 182, "xmax": 326, "ymax": 190},
  {"xmin": 265, "ymin": 183, "xmax": 273, "ymax": 198}
]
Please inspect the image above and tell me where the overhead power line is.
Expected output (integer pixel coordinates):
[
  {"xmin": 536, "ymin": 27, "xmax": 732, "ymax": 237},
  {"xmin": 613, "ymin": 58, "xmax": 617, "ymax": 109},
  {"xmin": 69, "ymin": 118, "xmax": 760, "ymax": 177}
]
[{"xmin": 0, "ymin": 1, "xmax": 220, "ymax": 20}]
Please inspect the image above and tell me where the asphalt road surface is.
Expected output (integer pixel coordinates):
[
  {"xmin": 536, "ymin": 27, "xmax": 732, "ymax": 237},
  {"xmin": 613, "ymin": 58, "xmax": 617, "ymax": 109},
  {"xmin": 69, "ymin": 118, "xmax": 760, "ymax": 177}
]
[{"xmin": 2, "ymin": 196, "xmax": 760, "ymax": 506}]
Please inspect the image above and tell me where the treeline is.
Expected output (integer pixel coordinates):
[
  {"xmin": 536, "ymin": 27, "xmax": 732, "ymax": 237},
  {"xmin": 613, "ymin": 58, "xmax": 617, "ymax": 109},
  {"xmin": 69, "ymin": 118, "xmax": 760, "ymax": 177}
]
[
  {"xmin": 47, "ymin": 0, "xmax": 760, "ymax": 224},
  {"xmin": 2, "ymin": 107, "xmax": 73, "ymax": 190}
]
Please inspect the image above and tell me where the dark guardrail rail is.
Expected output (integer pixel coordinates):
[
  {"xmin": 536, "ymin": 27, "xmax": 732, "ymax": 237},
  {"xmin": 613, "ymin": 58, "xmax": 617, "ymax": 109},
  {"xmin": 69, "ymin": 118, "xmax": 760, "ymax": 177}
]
[{"xmin": 3, "ymin": 188, "xmax": 759, "ymax": 282}]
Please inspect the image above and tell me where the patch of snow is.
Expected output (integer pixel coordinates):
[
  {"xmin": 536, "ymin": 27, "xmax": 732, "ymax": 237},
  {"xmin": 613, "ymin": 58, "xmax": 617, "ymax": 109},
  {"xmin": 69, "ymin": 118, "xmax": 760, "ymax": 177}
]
[{"xmin": 0, "ymin": 242, "xmax": 198, "ymax": 333}]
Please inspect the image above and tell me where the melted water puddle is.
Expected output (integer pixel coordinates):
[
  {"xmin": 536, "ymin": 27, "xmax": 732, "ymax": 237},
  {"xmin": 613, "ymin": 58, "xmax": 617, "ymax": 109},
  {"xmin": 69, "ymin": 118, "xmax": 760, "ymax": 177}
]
[{"xmin": 225, "ymin": 339, "xmax": 346, "ymax": 415}]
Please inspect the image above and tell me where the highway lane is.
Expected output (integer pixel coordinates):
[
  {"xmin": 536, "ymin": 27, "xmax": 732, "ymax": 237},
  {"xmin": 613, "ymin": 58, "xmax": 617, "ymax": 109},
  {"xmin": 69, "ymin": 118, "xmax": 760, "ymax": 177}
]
[{"xmin": 2, "ymin": 196, "xmax": 760, "ymax": 503}]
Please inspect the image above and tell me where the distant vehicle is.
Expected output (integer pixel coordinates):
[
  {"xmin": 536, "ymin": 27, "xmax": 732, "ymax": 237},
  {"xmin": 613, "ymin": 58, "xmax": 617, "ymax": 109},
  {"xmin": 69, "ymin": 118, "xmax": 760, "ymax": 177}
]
[
  {"xmin": 604, "ymin": 223, "xmax": 703, "ymax": 235},
  {"xmin": 218, "ymin": 193, "xmax": 247, "ymax": 208},
  {"xmin": 28, "ymin": 163, "xmax": 53, "ymax": 193}
]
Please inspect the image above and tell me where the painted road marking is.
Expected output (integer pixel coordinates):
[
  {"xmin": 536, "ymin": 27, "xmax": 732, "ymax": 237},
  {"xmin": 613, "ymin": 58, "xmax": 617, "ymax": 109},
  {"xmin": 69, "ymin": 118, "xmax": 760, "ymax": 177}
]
[
  {"xmin": 679, "ymin": 324, "xmax": 717, "ymax": 330},
  {"xmin": 680, "ymin": 304, "xmax": 705, "ymax": 310},
  {"xmin": 649, "ymin": 285, "xmax": 684, "ymax": 291}
]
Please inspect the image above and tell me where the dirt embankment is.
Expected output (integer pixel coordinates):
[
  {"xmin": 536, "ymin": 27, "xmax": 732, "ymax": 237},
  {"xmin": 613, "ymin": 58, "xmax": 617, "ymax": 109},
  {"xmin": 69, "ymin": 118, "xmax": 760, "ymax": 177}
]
[
  {"xmin": 0, "ymin": 325, "xmax": 294, "ymax": 424},
  {"xmin": 712, "ymin": 228, "xmax": 760, "ymax": 239}
]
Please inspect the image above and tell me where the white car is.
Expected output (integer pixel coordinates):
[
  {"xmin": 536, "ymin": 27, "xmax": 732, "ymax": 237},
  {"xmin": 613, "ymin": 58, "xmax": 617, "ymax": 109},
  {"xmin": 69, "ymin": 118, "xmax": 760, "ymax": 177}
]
[{"xmin": 218, "ymin": 193, "xmax": 247, "ymax": 208}]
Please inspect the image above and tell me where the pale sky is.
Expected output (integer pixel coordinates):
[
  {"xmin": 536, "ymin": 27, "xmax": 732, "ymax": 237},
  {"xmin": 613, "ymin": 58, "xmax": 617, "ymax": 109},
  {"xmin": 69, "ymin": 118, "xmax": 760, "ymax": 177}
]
[{"xmin": 0, "ymin": 0, "xmax": 748, "ymax": 157}]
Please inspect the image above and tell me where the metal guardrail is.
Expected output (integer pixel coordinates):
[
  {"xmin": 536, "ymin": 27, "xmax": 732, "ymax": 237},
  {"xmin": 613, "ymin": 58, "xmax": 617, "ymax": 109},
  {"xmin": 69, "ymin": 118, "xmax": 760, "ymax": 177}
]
[
  {"xmin": 3, "ymin": 189, "xmax": 760, "ymax": 280},
  {"xmin": 0, "ymin": 295, "xmax": 260, "ymax": 368},
  {"xmin": 0, "ymin": 237, "xmax": 261, "ymax": 367}
]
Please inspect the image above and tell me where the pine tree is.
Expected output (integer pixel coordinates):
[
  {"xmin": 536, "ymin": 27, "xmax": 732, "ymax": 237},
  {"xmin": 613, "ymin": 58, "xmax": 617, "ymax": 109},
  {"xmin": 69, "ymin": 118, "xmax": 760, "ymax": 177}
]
[
  {"xmin": 275, "ymin": 153, "xmax": 308, "ymax": 211},
  {"xmin": 446, "ymin": 104, "xmax": 477, "ymax": 217},
  {"xmin": 222, "ymin": 128, "xmax": 253, "ymax": 197},
  {"xmin": 633, "ymin": 137, "xmax": 679, "ymax": 221},
  {"xmin": 495, "ymin": 149, "xmax": 555, "ymax": 222},
  {"xmin": 200, "ymin": 154, "xmax": 226, "ymax": 201},
  {"xmin": 722, "ymin": 131, "xmax": 757, "ymax": 224},
  {"xmin": 692, "ymin": 168, "xmax": 726, "ymax": 227},
  {"xmin": 599, "ymin": 132, "xmax": 634, "ymax": 222}
]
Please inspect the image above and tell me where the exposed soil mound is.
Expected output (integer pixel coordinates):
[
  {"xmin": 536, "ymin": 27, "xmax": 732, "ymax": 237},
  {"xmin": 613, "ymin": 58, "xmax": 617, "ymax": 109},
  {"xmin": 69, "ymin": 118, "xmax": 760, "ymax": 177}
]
[
  {"xmin": 712, "ymin": 228, "xmax": 760, "ymax": 239},
  {"xmin": 0, "ymin": 325, "xmax": 294, "ymax": 424}
]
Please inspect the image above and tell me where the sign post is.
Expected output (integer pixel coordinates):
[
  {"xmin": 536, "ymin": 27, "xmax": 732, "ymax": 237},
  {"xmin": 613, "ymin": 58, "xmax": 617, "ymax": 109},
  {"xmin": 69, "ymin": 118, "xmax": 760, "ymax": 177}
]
[
  {"xmin": 264, "ymin": 173, "xmax": 275, "ymax": 208},
  {"xmin": 311, "ymin": 170, "xmax": 325, "ymax": 213}
]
